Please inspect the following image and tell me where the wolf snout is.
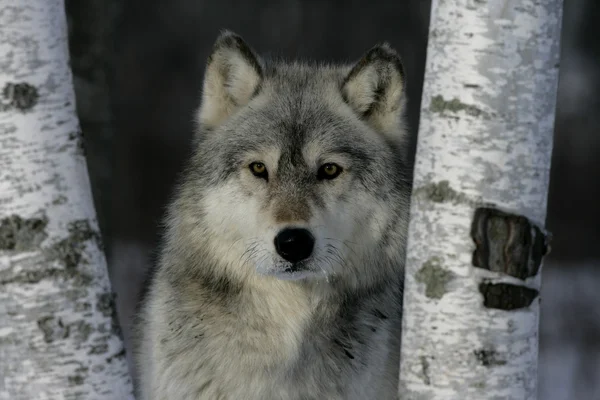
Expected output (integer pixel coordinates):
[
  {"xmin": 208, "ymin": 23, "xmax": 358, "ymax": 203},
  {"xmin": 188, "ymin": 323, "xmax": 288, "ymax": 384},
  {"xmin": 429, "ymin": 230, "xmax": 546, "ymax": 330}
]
[{"xmin": 274, "ymin": 228, "xmax": 315, "ymax": 263}]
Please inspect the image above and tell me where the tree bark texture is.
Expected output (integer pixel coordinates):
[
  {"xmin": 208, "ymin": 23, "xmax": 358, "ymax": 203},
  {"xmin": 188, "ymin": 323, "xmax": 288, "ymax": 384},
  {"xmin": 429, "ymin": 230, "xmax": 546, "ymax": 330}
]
[
  {"xmin": 0, "ymin": 0, "xmax": 133, "ymax": 398},
  {"xmin": 399, "ymin": 0, "xmax": 562, "ymax": 399}
]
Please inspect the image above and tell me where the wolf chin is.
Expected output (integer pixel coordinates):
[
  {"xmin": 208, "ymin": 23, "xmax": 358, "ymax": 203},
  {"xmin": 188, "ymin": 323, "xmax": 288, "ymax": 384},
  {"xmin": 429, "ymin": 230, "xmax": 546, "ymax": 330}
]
[{"xmin": 133, "ymin": 30, "xmax": 411, "ymax": 400}]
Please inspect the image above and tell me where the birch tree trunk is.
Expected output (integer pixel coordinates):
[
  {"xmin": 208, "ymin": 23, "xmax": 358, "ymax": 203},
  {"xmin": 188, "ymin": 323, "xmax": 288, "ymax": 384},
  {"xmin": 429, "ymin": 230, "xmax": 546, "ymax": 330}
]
[
  {"xmin": 399, "ymin": 1, "xmax": 562, "ymax": 399},
  {"xmin": 0, "ymin": 0, "xmax": 133, "ymax": 398}
]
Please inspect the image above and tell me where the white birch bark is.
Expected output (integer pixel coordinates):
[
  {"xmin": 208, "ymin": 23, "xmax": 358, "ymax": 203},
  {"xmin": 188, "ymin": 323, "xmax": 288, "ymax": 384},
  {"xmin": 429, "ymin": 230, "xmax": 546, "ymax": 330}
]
[
  {"xmin": 399, "ymin": 1, "xmax": 562, "ymax": 399},
  {"xmin": 0, "ymin": 0, "xmax": 133, "ymax": 398}
]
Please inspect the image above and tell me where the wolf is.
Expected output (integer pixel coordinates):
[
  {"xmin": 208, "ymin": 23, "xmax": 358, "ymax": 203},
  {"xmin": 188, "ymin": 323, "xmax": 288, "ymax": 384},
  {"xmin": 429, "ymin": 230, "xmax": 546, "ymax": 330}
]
[{"xmin": 133, "ymin": 30, "xmax": 412, "ymax": 400}]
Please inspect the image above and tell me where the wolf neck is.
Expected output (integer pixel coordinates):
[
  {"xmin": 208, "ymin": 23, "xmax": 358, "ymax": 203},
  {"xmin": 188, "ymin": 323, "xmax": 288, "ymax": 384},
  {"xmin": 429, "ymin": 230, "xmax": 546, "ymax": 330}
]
[{"xmin": 164, "ymin": 242, "xmax": 399, "ymax": 374}]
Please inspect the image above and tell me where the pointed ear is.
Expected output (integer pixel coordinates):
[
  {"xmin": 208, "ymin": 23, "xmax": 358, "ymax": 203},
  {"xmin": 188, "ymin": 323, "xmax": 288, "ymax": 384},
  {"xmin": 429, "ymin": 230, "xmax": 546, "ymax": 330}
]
[
  {"xmin": 341, "ymin": 43, "xmax": 406, "ymax": 135},
  {"xmin": 198, "ymin": 30, "xmax": 263, "ymax": 129}
]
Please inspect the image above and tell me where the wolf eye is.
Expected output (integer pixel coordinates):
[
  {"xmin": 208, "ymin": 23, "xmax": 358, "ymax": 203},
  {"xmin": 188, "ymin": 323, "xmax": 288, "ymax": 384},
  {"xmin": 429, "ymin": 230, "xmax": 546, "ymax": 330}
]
[
  {"xmin": 249, "ymin": 162, "xmax": 268, "ymax": 180},
  {"xmin": 317, "ymin": 163, "xmax": 342, "ymax": 180}
]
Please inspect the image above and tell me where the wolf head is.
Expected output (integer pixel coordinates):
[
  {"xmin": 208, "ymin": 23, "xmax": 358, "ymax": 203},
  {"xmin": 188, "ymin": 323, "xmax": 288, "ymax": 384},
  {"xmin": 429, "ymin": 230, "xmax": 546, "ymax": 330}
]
[{"xmin": 169, "ymin": 31, "xmax": 410, "ymax": 289}]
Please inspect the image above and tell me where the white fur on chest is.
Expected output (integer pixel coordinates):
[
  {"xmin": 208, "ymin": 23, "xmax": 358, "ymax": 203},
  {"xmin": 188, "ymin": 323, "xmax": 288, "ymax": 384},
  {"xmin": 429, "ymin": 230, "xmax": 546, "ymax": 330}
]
[
  {"xmin": 139, "ymin": 278, "xmax": 399, "ymax": 400},
  {"xmin": 140, "ymin": 280, "xmax": 316, "ymax": 399}
]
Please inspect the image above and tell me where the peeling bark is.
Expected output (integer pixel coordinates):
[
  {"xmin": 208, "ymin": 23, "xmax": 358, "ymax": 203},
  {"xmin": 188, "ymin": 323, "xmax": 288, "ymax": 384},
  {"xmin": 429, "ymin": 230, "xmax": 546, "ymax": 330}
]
[
  {"xmin": 0, "ymin": 1, "xmax": 133, "ymax": 398},
  {"xmin": 399, "ymin": 0, "xmax": 563, "ymax": 399}
]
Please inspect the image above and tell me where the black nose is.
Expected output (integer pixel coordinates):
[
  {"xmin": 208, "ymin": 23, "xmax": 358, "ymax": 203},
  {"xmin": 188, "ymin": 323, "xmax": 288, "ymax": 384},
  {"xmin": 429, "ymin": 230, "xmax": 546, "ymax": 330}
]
[{"xmin": 274, "ymin": 228, "xmax": 315, "ymax": 263}]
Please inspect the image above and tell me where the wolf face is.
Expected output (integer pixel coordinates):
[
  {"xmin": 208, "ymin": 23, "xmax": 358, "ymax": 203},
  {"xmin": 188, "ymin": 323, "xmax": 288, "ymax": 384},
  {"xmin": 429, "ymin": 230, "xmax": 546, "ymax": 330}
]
[{"xmin": 173, "ymin": 31, "xmax": 410, "ymax": 287}]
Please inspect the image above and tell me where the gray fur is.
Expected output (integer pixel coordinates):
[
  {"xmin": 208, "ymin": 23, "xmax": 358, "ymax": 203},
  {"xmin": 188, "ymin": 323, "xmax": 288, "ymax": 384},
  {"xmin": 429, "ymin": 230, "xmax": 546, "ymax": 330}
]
[{"xmin": 134, "ymin": 30, "xmax": 411, "ymax": 400}]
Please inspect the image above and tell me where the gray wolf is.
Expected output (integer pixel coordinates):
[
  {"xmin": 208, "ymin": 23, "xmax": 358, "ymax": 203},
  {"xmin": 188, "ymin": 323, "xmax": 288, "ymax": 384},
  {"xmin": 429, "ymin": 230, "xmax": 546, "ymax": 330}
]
[{"xmin": 133, "ymin": 29, "xmax": 411, "ymax": 399}]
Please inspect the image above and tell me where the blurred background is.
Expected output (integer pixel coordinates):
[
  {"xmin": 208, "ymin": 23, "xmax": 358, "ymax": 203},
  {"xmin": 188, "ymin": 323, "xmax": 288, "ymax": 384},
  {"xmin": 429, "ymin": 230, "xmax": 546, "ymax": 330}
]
[{"xmin": 64, "ymin": 0, "xmax": 599, "ymax": 398}]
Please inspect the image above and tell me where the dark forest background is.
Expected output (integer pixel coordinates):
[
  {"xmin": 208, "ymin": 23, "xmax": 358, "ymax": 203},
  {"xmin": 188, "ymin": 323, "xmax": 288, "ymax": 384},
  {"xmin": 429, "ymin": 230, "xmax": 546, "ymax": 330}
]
[{"xmin": 65, "ymin": 1, "xmax": 600, "ymax": 398}]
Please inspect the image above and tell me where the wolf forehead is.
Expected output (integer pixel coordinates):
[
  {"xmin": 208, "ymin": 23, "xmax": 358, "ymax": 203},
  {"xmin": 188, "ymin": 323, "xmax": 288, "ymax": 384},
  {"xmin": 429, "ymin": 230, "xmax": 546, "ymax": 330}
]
[{"xmin": 209, "ymin": 63, "xmax": 385, "ymax": 151}]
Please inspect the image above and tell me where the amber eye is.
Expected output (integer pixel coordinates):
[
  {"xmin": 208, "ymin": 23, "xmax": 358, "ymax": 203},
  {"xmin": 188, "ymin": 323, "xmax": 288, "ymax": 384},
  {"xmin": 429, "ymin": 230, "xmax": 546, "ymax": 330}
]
[
  {"xmin": 317, "ymin": 163, "xmax": 342, "ymax": 180},
  {"xmin": 249, "ymin": 162, "xmax": 268, "ymax": 180}
]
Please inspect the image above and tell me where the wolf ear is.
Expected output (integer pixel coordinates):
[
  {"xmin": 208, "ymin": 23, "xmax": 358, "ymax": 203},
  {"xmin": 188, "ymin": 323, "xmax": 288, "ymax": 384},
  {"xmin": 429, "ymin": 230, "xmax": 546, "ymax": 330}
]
[
  {"xmin": 198, "ymin": 31, "xmax": 263, "ymax": 129},
  {"xmin": 342, "ymin": 43, "xmax": 406, "ymax": 135}
]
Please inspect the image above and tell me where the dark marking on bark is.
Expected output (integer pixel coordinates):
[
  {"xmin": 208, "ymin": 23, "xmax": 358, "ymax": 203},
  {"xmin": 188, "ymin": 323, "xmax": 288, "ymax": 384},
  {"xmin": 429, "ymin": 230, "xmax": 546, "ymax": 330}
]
[
  {"xmin": 1, "ymin": 82, "xmax": 39, "ymax": 111},
  {"xmin": 471, "ymin": 381, "xmax": 486, "ymax": 389},
  {"xmin": 471, "ymin": 207, "xmax": 550, "ymax": 279},
  {"xmin": 96, "ymin": 292, "xmax": 115, "ymax": 317},
  {"xmin": 96, "ymin": 292, "xmax": 122, "ymax": 338},
  {"xmin": 106, "ymin": 348, "xmax": 127, "ymax": 363},
  {"xmin": 0, "ymin": 219, "xmax": 101, "ymax": 286},
  {"xmin": 51, "ymin": 219, "xmax": 101, "ymax": 270},
  {"xmin": 88, "ymin": 343, "xmax": 109, "ymax": 355},
  {"xmin": 474, "ymin": 348, "xmax": 507, "ymax": 367},
  {"xmin": 430, "ymin": 94, "xmax": 487, "ymax": 117},
  {"xmin": 92, "ymin": 364, "xmax": 106, "ymax": 373},
  {"xmin": 52, "ymin": 195, "xmax": 68, "ymax": 205},
  {"xmin": 0, "ymin": 215, "xmax": 48, "ymax": 251},
  {"xmin": 420, "ymin": 356, "xmax": 431, "ymax": 385},
  {"xmin": 68, "ymin": 375, "xmax": 85, "ymax": 386},
  {"xmin": 74, "ymin": 302, "xmax": 92, "ymax": 312},
  {"xmin": 479, "ymin": 282, "xmax": 539, "ymax": 310},
  {"xmin": 72, "ymin": 320, "xmax": 93, "ymax": 343},
  {"xmin": 414, "ymin": 180, "xmax": 469, "ymax": 204},
  {"xmin": 415, "ymin": 257, "xmax": 454, "ymax": 299},
  {"xmin": 68, "ymin": 128, "xmax": 86, "ymax": 156},
  {"xmin": 37, "ymin": 316, "xmax": 70, "ymax": 343},
  {"xmin": 0, "ymin": 267, "xmax": 92, "ymax": 286}
]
